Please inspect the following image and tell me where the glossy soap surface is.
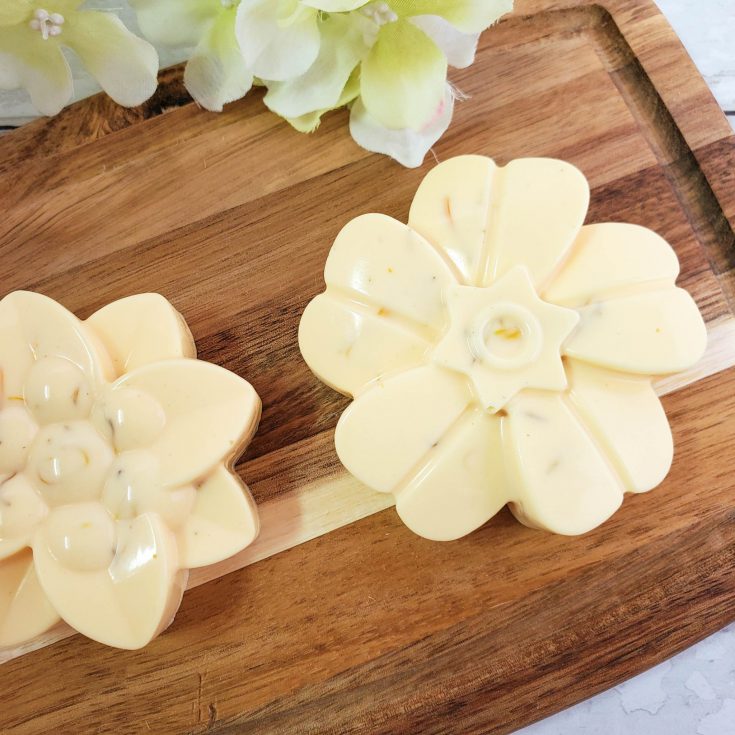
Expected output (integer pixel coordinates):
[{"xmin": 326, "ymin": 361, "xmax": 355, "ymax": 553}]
[
  {"xmin": 0, "ymin": 292, "xmax": 260, "ymax": 649},
  {"xmin": 299, "ymin": 155, "xmax": 708, "ymax": 541}
]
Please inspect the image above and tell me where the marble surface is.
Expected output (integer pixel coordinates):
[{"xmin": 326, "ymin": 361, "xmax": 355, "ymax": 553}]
[{"xmin": 1, "ymin": 3, "xmax": 733, "ymax": 733}]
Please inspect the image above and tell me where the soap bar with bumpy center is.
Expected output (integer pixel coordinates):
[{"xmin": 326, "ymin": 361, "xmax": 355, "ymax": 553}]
[
  {"xmin": 299, "ymin": 155, "xmax": 707, "ymax": 541},
  {"xmin": 0, "ymin": 292, "xmax": 260, "ymax": 649}
]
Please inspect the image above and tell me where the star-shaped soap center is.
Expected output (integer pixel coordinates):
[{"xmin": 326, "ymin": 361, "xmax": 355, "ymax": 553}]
[{"xmin": 432, "ymin": 266, "xmax": 580, "ymax": 414}]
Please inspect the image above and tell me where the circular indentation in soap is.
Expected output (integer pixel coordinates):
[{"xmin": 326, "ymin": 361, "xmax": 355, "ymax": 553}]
[
  {"xmin": 24, "ymin": 356, "xmax": 93, "ymax": 425},
  {"xmin": 28, "ymin": 421, "xmax": 114, "ymax": 506},
  {"xmin": 45, "ymin": 502, "xmax": 116, "ymax": 572},
  {"xmin": 103, "ymin": 450, "xmax": 195, "ymax": 528},
  {"xmin": 91, "ymin": 386, "xmax": 166, "ymax": 453},
  {"xmin": 470, "ymin": 303, "xmax": 542, "ymax": 370},
  {"xmin": 0, "ymin": 406, "xmax": 37, "ymax": 474}
]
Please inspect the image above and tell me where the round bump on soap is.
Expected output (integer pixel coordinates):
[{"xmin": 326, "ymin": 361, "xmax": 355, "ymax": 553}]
[
  {"xmin": 24, "ymin": 356, "xmax": 93, "ymax": 425},
  {"xmin": 45, "ymin": 503, "xmax": 116, "ymax": 572},
  {"xmin": 90, "ymin": 385, "xmax": 167, "ymax": 453},
  {"xmin": 27, "ymin": 421, "xmax": 114, "ymax": 506}
]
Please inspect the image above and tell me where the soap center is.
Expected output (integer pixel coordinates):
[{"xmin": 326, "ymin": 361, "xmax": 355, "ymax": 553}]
[
  {"xmin": 432, "ymin": 266, "xmax": 580, "ymax": 414},
  {"xmin": 470, "ymin": 303, "xmax": 542, "ymax": 370},
  {"xmin": 29, "ymin": 9, "xmax": 64, "ymax": 39}
]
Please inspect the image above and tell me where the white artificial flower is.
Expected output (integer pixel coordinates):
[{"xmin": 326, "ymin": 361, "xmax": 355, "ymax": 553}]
[
  {"xmin": 0, "ymin": 0, "xmax": 158, "ymax": 116},
  {"xmin": 130, "ymin": 0, "xmax": 253, "ymax": 112}
]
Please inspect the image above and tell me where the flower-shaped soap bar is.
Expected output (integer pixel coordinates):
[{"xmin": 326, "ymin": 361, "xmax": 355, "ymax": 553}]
[
  {"xmin": 299, "ymin": 156, "xmax": 707, "ymax": 541},
  {"xmin": 0, "ymin": 292, "xmax": 260, "ymax": 649}
]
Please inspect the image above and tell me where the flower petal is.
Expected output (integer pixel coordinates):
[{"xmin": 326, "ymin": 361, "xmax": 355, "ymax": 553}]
[
  {"xmin": 485, "ymin": 158, "xmax": 590, "ymax": 289},
  {"xmin": 63, "ymin": 11, "xmax": 158, "ymax": 108},
  {"xmin": 235, "ymin": 0, "xmax": 319, "ymax": 82},
  {"xmin": 567, "ymin": 360, "xmax": 673, "ymax": 494},
  {"xmin": 361, "ymin": 19, "xmax": 447, "ymax": 131},
  {"xmin": 544, "ymin": 224, "xmax": 681, "ymax": 307},
  {"xmin": 0, "ymin": 29, "xmax": 72, "ymax": 116},
  {"xmin": 349, "ymin": 83, "xmax": 454, "ymax": 168},
  {"xmin": 299, "ymin": 293, "xmax": 430, "ymax": 398},
  {"xmin": 0, "ymin": 549, "xmax": 60, "ymax": 646},
  {"xmin": 396, "ymin": 408, "xmax": 507, "ymax": 540},
  {"xmin": 285, "ymin": 67, "xmax": 360, "ymax": 133},
  {"xmin": 264, "ymin": 13, "xmax": 368, "ymax": 119},
  {"xmin": 0, "ymin": 474, "xmax": 46, "ymax": 560},
  {"xmin": 408, "ymin": 154, "xmax": 495, "ymax": 284},
  {"xmin": 300, "ymin": 0, "xmax": 369, "ymax": 9},
  {"xmin": 0, "ymin": 0, "xmax": 31, "ymax": 27},
  {"xmin": 564, "ymin": 288, "xmax": 707, "ymax": 375},
  {"xmin": 505, "ymin": 391, "xmax": 624, "ymax": 535},
  {"xmin": 86, "ymin": 293, "xmax": 196, "ymax": 378},
  {"xmin": 184, "ymin": 9, "xmax": 254, "ymax": 112},
  {"xmin": 409, "ymin": 15, "xmax": 480, "ymax": 68},
  {"xmin": 335, "ymin": 365, "xmax": 472, "ymax": 494},
  {"xmin": 34, "ymin": 511, "xmax": 185, "ymax": 648},
  {"xmin": 0, "ymin": 291, "xmax": 108, "ymax": 385},
  {"xmin": 177, "ymin": 464, "xmax": 259, "ymax": 568},
  {"xmin": 129, "ymin": 0, "xmax": 221, "ymax": 46},
  {"xmin": 115, "ymin": 360, "xmax": 260, "ymax": 487},
  {"xmin": 391, "ymin": 0, "xmax": 514, "ymax": 33}
]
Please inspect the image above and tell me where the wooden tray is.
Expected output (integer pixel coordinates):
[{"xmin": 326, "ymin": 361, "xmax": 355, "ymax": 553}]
[{"xmin": 1, "ymin": 0, "xmax": 734, "ymax": 732}]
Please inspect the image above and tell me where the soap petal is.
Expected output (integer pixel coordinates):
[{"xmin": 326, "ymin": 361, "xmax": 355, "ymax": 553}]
[
  {"xmin": 408, "ymin": 154, "xmax": 496, "ymax": 285},
  {"xmin": 564, "ymin": 288, "xmax": 707, "ymax": 375},
  {"xmin": 335, "ymin": 365, "xmax": 472, "ymax": 494},
  {"xmin": 177, "ymin": 464, "xmax": 259, "ymax": 568},
  {"xmin": 86, "ymin": 294, "xmax": 196, "ymax": 377},
  {"xmin": 396, "ymin": 409, "xmax": 508, "ymax": 541},
  {"xmin": 0, "ymin": 291, "xmax": 106, "ymax": 386},
  {"xmin": 505, "ymin": 391, "xmax": 624, "ymax": 535},
  {"xmin": 567, "ymin": 360, "xmax": 673, "ymax": 494},
  {"xmin": 33, "ymin": 512, "xmax": 185, "ymax": 649},
  {"xmin": 486, "ymin": 158, "xmax": 590, "ymax": 289},
  {"xmin": 0, "ymin": 549, "xmax": 60, "ymax": 647},
  {"xmin": 299, "ymin": 293, "xmax": 431, "ymax": 398},
  {"xmin": 409, "ymin": 158, "xmax": 588, "ymax": 288},
  {"xmin": 544, "ymin": 224, "xmax": 681, "ymax": 307},
  {"xmin": 323, "ymin": 213, "xmax": 457, "ymax": 330},
  {"xmin": 114, "ymin": 360, "xmax": 260, "ymax": 487},
  {"xmin": 0, "ymin": 474, "xmax": 46, "ymax": 560}
]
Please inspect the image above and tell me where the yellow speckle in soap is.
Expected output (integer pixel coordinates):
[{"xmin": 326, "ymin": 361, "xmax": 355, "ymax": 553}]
[
  {"xmin": 8, "ymin": 395, "xmax": 23, "ymax": 402},
  {"xmin": 81, "ymin": 521, "xmax": 92, "ymax": 529},
  {"xmin": 377, "ymin": 308, "xmax": 390, "ymax": 317},
  {"xmin": 495, "ymin": 327, "xmax": 522, "ymax": 340},
  {"xmin": 387, "ymin": 267, "xmax": 394, "ymax": 273}
]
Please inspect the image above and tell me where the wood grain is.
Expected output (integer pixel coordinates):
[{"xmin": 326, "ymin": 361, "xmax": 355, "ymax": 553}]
[{"xmin": 0, "ymin": 0, "xmax": 734, "ymax": 732}]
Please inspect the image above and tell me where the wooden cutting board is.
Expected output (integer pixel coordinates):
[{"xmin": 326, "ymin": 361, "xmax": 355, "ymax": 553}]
[{"xmin": 1, "ymin": 0, "xmax": 734, "ymax": 732}]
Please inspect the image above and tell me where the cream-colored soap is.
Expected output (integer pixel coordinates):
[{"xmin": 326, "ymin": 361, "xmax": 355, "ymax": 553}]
[
  {"xmin": 299, "ymin": 155, "xmax": 707, "ymax": 541},
  {"xmin": 0, "ymin": 292, "xmax": 260, "ymax": 649}
]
